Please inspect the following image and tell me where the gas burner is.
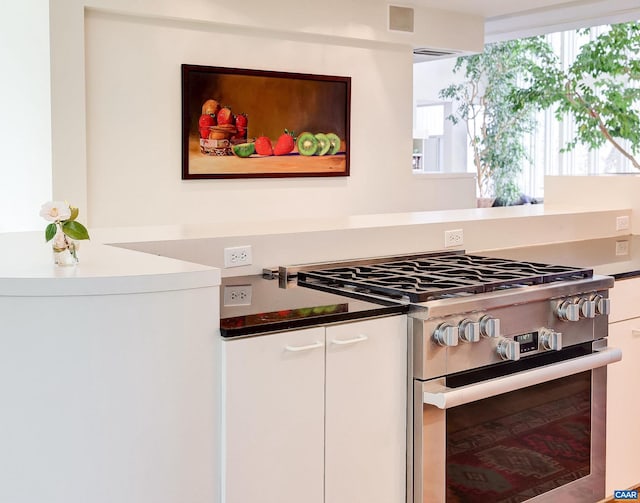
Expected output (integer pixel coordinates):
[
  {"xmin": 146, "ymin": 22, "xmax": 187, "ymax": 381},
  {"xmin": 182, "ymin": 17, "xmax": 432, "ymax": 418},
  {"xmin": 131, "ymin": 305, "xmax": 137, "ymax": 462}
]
[{"xmin": 295, "ymin": 252, "xmax": 593, "ymax": 302}]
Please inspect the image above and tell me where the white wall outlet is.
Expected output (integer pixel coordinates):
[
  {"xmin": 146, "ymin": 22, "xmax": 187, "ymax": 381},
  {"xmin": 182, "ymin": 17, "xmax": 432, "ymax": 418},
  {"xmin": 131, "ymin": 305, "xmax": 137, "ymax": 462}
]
[
  {"xmin": 616, "ymin": 215, "xmax": 630, "ymax": 231},
  {"xmin": 224, "ymin": 245, "xmax": 252, "ymax": 268},
  {"xmin": 223, "ymin": 285, "xmax": 252, "ymax": 306},
  {"xmin": 444, "ymin": 229, "xmax": 464, "ymax": 248},
  {"xmin": 616, "ymin": 240, "xmax": 630, "ymax": 256}
]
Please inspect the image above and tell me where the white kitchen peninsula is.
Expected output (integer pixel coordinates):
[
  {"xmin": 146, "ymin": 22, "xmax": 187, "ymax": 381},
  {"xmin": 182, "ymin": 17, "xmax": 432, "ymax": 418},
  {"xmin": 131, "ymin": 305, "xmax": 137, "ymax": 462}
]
[
  {"xmin": 0, "ymin": 201, "xmax": 635, "ymax": 503},
  {"xmin": 0, "ymin": 233, "xmax": 221, "ymax": 503}
]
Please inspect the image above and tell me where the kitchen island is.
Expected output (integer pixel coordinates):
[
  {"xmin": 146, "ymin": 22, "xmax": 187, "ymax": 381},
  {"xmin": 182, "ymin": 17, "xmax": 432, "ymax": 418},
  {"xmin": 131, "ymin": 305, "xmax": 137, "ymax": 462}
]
[{"xmin": 2, "ymin": 210, "xmax": 638, "ymax": 503}]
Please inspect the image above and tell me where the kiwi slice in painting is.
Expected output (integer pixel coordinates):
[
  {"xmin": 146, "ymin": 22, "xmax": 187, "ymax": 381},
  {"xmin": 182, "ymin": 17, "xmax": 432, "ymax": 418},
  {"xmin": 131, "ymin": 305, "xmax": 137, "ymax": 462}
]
[
  {"xmin": 314, "ymin": 133, "xmax": 331, "ymax": 156},
  {"xmin": 232, "ymin": 142, "xmax": 255, "ymax": 158},
  {"xmin": 297, "ymin": 132, "xmax": 318, "ymax": 156},
  {"xmin": 325, "ymin": 132, "xmax": 341, "ymax": 154}
]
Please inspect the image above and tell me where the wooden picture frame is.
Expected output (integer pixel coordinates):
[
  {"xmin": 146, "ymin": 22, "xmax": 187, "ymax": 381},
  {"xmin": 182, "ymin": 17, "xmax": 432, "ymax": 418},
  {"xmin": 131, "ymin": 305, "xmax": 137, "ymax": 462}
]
[{"xmin": 181, "ymin": 64, "xmax": 351, "ymax": 179}]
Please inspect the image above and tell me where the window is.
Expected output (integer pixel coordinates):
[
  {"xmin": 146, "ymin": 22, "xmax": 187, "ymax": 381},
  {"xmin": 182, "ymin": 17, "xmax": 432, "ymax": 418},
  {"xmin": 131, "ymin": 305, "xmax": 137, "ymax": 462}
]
[
  {"xmin": 518, "ymin": 25, "xmax": 638, "ymax": 197},
  {"xmin": 414, "ymin": 23, "xmax": 639, "ymax": 197}
]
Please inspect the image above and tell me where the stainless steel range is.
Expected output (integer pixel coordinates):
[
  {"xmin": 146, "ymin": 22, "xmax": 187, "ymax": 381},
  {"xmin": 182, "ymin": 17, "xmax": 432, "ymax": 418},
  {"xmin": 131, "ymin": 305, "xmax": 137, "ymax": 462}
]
[{"xmin": 274, "ymin": 250, "xmax": 621, "ymax": 503}]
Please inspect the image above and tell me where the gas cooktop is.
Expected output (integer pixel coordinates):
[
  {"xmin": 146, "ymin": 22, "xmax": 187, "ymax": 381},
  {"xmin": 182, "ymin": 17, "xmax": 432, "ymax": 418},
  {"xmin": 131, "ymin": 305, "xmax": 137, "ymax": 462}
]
[{"xmin": 295, "ymin": 251, "xmax": 593, "ymax": 303}]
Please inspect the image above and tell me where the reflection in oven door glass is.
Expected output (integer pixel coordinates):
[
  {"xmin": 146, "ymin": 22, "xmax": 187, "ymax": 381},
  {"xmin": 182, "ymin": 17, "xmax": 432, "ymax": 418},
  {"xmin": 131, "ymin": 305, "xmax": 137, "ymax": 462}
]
[{"xmin": 446, "ymin": 371, "xmax": 591, "ymax": 502}]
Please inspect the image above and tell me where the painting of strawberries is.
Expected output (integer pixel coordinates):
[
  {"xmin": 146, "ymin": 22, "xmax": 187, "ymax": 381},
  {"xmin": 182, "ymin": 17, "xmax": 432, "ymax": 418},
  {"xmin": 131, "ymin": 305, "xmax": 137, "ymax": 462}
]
[{"xmin": 181, "ymin": 64, "xmax": 351, "ymax": 179}]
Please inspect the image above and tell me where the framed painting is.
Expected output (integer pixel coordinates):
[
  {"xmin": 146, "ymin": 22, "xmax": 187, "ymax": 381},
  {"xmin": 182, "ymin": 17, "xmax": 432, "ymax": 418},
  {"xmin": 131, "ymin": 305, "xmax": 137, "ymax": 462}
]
[{"xmin": 181, "ymin": 64, "xmax": 351, "ymax": 179}]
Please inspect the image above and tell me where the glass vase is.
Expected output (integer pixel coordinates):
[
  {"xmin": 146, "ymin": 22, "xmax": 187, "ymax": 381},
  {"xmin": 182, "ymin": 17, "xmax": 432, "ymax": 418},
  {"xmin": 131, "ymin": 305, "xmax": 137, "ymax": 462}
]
[{"xmin": 52, "ymin": 228, "xmax": 78, "ymax": 266}]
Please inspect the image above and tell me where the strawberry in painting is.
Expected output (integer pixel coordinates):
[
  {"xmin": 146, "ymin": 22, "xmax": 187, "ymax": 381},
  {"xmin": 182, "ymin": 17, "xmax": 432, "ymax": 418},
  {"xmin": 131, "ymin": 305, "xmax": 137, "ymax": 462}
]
[
  {"xmin": 235, "ymin": 113, "xmax": 248, "ymax": 129},
  {"xmin": 198, "ymin": 114, "xmax": 215, "ymax": 128},
  {"xmin": 274, "ymin": 129, "xmax": 296, "ymax": 155},
  {"xmin": 233, "ymin": 113, "xmax": 248, "ymax": 140},
  {"xmin": 217, "ymin": 107, "xmax": 234, "ymax": 126},
  {"xmin": 255, "ymin": 136, "xmax": 274, "ymax": 156}
]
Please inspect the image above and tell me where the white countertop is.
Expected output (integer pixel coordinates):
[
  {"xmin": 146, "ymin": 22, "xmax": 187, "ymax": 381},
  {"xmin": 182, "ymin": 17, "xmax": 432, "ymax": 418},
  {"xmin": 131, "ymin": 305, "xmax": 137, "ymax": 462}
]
[
  {"xmin": 0, "ymin": 232, "xmax": 220, "ymax": 297},
  {"xmin": 1, "ymin": 203, "xmax": 630, "ymax": 293},
  {"xmin": 84, "ymin": 204, "xmax": 632, "ymax": 277}
]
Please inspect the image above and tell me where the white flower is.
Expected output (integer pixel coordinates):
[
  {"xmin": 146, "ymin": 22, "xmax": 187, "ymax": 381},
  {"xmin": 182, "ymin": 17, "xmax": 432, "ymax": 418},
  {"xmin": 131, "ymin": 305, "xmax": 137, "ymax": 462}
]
[{"xmin": 40, "ymin": 201, "xmax": 71, "ymax": 222}]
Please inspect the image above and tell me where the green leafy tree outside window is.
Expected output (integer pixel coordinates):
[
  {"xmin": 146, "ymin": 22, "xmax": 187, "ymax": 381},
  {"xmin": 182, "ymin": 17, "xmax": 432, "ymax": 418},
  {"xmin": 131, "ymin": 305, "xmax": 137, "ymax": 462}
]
[{"xmin": 515, "ymin": 21, "xmax": 640, "ymax": 170}]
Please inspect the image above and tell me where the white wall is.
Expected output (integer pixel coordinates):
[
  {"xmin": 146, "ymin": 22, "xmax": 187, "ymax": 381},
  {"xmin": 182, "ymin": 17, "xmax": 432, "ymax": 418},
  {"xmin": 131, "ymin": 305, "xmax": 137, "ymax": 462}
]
[
  {"xmin": 0, "ymin": 0, "xmax": 52, "ymax": 231},
  {"xmin": 3, "ymin": 1, "xmax": 639, "ymax": 232},
  {"xmin": 48, "ymin": 0, "xmax": 483, "ymax": 228},
  {"xmin": 545, "ymin": 174, "xmax": 640, "ymax": 230}
]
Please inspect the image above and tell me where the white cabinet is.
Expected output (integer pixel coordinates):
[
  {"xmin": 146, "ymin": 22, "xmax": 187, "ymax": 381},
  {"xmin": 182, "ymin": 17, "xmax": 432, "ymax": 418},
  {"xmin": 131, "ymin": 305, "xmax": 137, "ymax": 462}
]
[
  {"xmin": 221, "ymin": 327, "xmax": 325, "ymax": 503},
  {"xmin": 221, "ymin": 315, "xmax": 407, "ymax": 503},
  {"xmin": 324, "ymin": 318, "xmax": 407, "ymax": 503},
  {"xmin": 606, "ymin": 278, "xmax": 640, "ymax": 494}
]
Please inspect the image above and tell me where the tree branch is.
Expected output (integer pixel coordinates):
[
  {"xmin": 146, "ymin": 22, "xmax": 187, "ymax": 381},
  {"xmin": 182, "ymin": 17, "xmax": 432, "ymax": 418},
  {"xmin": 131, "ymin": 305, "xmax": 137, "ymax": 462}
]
[{"xmin": 566, "ymin": 82, "xmax": 640, "ymax": 169}]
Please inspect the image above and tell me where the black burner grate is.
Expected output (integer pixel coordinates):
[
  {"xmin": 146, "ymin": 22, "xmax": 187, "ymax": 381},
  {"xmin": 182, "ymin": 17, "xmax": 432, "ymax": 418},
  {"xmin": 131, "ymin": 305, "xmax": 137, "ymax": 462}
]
[{"xmin": 297, "ymin": 253, "xmax": 593, "ymax": 302}]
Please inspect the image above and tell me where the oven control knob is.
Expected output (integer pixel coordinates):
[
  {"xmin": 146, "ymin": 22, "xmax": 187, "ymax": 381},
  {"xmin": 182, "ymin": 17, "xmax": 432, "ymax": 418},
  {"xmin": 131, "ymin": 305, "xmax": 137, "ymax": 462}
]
[
  {"xmin": 497, "ymin": 338, "xmax": 520, "ymax": 361},
  {"xmin": 540, "ymin": 328, "xmax": 563, "ymax": 351},
  {"xmin": 556, "ymin": 299, "xmax": 580, "ymax": 322},
  {"xmin": 480, "ymin": 316, "xmax": 501, "ymax": 338},
  {"xmin": 591, "ymin": 294, "xmax": 611, "ymax": 316},
  {"xmin": 459, "ymin": 319, "xmax": 480, "ymax": 343},
  {"xmin": 578, "ymin": 297, "xmax": 596, "ymax": 318},
  {"xmin": 433, "ymin": 323, "xmax": 459, "ymax": 347}
]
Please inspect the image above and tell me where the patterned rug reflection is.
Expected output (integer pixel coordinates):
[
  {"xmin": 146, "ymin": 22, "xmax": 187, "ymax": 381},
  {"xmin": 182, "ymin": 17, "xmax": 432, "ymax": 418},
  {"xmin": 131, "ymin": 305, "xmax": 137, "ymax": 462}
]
[{"xmin": 446, "ymin": 390, "xmax": 591, "ymax": 503}]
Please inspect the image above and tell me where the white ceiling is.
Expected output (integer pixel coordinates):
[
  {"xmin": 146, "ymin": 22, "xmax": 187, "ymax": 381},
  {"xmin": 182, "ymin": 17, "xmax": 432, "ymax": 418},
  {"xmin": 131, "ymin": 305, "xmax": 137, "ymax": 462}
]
[
  {"xmin": 427, "ymin": 0, "xmax": 640, "ymax": 44},
  {"xmin": 417, "ymin": 0, "xmax": 638, "ymax": 20},
  {"xmin": 412, "ymin": 0, "xmax": 640, "ymax": 60}
]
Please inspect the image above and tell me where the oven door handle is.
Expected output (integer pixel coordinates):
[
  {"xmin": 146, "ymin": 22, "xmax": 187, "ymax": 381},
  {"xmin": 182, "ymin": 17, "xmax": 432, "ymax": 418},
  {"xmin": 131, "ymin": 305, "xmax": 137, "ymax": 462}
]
[{"xmin": 422, "ymin": 347, "xmax": 622, "ymax": 409}]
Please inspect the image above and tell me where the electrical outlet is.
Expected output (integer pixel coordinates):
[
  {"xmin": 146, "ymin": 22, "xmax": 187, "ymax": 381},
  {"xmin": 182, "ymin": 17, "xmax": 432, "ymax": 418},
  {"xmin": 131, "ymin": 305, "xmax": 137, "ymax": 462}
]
[
  {"xmin": 224, "ymin": 245, "xmax": 252, "ymax": 268},
  {"xmin": 223, "ymin": 285, "xmax": 252, "ymax": 306},
  {"xmin": 616, "ymin": 215, "xmax": 630, "ymax": 231},
  {"xmin": 444, "ymin": 229, "xmax": 464, "ymax": 248},
  {"xmin": 615, "ymin": 240, "xmax": 630, "ymax": 256}
]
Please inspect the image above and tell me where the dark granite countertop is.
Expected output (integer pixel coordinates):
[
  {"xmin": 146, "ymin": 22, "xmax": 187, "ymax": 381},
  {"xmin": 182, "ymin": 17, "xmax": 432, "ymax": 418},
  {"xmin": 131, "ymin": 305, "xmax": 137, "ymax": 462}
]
[
  {"xmin": 219, "ymin": 274, "xmax": 407, "ymax": 338},
  {"xmin": 476, "ymin": 235, "xmax": 640, "ymax": 280}
]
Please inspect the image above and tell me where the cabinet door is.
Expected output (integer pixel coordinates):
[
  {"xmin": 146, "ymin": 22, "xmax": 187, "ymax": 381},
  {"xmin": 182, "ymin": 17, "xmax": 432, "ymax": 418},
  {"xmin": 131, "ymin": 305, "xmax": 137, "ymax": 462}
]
[
  {"xmin": 606, "ymin": 318, "xmax": 640, "ymax": 494},
  {"xmin": 222, "ymin": 328, "xmax": 325, "ymax": 503},
  {"xmin": 609, "ymin": 277, "xmax": 640, "ymax": 323},
  {"xmin": 324, "ymin": 316, "xmax": 407, "ymax": 503}
]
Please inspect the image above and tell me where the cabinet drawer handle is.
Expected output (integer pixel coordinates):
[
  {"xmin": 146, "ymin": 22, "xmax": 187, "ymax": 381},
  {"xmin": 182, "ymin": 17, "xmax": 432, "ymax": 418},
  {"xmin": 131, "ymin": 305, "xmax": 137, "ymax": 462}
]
[
  {"xmin": 284, "ymin": 341, "xmax": 324, "ymax": 352},
  {"xmin": 331, "ymin": 334, "xmax": 368, "ymax": 346}
]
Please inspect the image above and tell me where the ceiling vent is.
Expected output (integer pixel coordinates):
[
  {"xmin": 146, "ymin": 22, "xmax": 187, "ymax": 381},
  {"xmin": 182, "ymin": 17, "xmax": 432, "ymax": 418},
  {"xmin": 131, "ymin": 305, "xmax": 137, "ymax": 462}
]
[{"xmin": 413, "ymin": 47, "xmax": 462, "ymax": 62}]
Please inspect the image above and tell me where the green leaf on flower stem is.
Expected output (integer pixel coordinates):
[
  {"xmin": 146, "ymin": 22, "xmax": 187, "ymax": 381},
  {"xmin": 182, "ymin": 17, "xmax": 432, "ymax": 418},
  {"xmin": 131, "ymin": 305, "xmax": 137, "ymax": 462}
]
[
  {"xmin": 45, "ymin": 223, "xmax": 57, "ymax": 242},
  {"xmin": 62, "ymin": 220, "xmax": 90, "ymax": 240},
  {"xmin": 69, "ymin": 207, "xmax": 79, "ymax": 221}
]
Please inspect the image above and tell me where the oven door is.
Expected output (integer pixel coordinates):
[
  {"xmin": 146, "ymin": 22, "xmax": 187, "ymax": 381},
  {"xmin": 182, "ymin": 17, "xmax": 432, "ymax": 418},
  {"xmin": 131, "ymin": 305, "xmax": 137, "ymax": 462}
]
[{"xmin": 412, "ymin": 344, "xmax": 621, "ymax": 503}]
